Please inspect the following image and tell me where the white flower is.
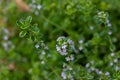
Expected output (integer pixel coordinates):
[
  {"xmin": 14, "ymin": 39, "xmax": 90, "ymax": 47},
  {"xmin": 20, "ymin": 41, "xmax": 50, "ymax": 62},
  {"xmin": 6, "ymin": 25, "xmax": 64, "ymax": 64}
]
[
  {"xmin": 91, "ymin": 67, "xmax": 95, "ymax": 71},
  {"xmin": 32, "ymin": 4, "xmax": 37, "ymax": 9},
  {"xmin": 67, "ymin": 39, "xmax": 74, "ymax": 45},
  {"xmin": 2, "ymin": 41, "xmax": 14, "ymax": 51},
  {"xmin": 35, "ymin": 11, "xmax": 39, "ymax": 15},
  {"xmin": 105, "ymin": 72, "xmax": 110, "ymax": 76},
  {"xmin": 56, "ymin": 45, "xmax": 60, "ymax": 51},
  {"xmin": 106, "ymin": 19, "xmax": 112, "ymax": 27},
  {"xmin": 95, "ymin": 69, "xmax": 99, "ymax": 74},
  {"xmin": 68, "ymin": 74, "xmax": 73, "ymax": 80},
  {"xmin": 79, "ymin": 40, "xmax": 84, "ymax": 44},
  {"xmin": 32, "ymin": 0, "xmax": 35, "ymax": 3},
  {"xmin": 106, "ymin": 20, "xmax": 110, "ymax": 23},
  {"xmin": 41, "ymin": 50, "xmax": 46, "ymax": 55},
  {"xmin": 89, "ymin": 26, "xmax": 94, "ymax": 30},
  {"xmin": 41, "ymin": 41, "xmax": 45, "ymax": 47},
  {"xmin": 108, "ymin": 23, "xmax": 112, "ymax": 27},
  {"xmin": 37, "ymin": 5, "xmax": 42, "ymax": 10},
  {"xmin": 70, "ymin": 55, "xmax": 74, "ymax": 61},
  {"xmin": 108, "ymin": 31, "xmax": 112, "ymax": 35},
  {"xmin": 35, "ymin": 44, "xmax": 39, "ymax": 49},
  {"xmin": 3, "ymin": 28, "xmax": 9, "ymax": 34},
  {"xmin": 45, "ymin": 46, "xmax": 49, "ymax": 50},
  {"xmin": 41, "ymin": 61, "xmax": 45, "ymax": 64},
  {"xmin": 90, "ymin": 61, "xmax": 94, "ymax": 64},
  {"xmin": 98, "ymin": 71, "xmax": 102, "ymax": 75},
  {"xmin": 62, "ymin": 44, "xmax": 67, "ymax": 49},
  {"xmin": 47, "ymin": 54, "xmax": 51, "ymax": 58},
  {"xmin": 56, "ymin": 44, "xmax": 68, "ymax": 55},
  {"xmin": 85, "ymin": 63, "xmax": 90, "ymax": 68},
  {"xmin": 109, "ymin": 62, "xmax": 113, "ymax": 66},
  {"xmin": 114, "ymin": 58, "xmax": 118, "ymax": 63},
  {"xmin": 65, "ymin": 55, "xmax": 74, "ymax": 61},
  {"xmin": 97, "ymin": 11, "xmax": 106, "ymax": 18},
  {"xmin": 79, "ymin": 46, "xmax": 83, "ymax": 51},
  {"xmin": 57, "ymin": 36, "xmax": 65, "ymax": 41},
  {"xmin": 4, "ymin": 35, "xmax": 9, "ymax": 40},
  {"xmin": 61, "ymin": 71, "xmax": 67, "ymax": 80},
  {"xmin": 65, "ymin": 57, "xmax": 71, "ymax": 61},
  {"xmin": 56, "ymin": 36, "xmax": 75, "ymax": 56},
  {"xmin": 68, "ymin": 67, "xmax": 73, "ymax": 71},
  {"xmin": 98, "ymin": 11, "xmax": 102, "ymax": 15},
  {"xmin": 2, "ymin": 42, "xmax": 8, "ymax": 50},
  {"xmin": 110, "ymin": 52, "xmax": 115, "ymax": 57}
]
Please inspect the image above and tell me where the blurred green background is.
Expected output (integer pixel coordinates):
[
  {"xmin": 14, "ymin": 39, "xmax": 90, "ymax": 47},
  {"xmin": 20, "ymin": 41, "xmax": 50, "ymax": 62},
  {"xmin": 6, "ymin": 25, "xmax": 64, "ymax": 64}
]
[{"xmin": 0, "ymin": 0, "xmax": 120, "ymax": 80}]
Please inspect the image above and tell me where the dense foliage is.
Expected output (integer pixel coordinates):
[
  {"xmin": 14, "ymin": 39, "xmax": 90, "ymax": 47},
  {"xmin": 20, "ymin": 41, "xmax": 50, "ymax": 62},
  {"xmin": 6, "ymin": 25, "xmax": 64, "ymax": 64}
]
[{"xmin": 0, "ymin": 0, "xmax": 120, "ymax": 80}]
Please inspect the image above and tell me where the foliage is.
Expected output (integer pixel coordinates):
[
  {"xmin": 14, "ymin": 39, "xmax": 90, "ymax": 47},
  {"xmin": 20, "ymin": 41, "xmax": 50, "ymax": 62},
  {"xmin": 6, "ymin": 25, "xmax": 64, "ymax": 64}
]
[{"xmin": 0, "ymin": 0, "xmax": 120, "ymax": 80}]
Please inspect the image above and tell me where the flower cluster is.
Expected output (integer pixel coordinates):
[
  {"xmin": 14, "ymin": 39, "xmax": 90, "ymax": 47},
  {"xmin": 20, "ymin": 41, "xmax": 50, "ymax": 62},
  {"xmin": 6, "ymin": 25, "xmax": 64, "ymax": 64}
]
[
  {"xmin": 35, "ymin": 40, "xmax": 49, "ymax": 50},
  {"xmin": 85, "ymin": 60, "xmax": 111, "ymax": 76},
  {"xmin": 56, "ymin": 36, "xmax": 75, "ymax": 79},
  {"xmin": 109, "ymin": 52, "xmax": 120, "ymax": 71},
  {"xmin": 61, "ymin": 63, "xmax": 74, "ymax": 80},
  {"xmin": 29, "ymin": 0, "xmax": 42, "ymax": 16},
  {"xmin": 1, "ymin": 28, "xmax": 14, "ymax": 52},
  {"xmin": 78, "ymin": 39, "xmax": 84, "ymax": 51},
  {"xmin": 96, "ymin": 11, "xmax": 109, "ymax": 24},
  {"xmin": 65, "ymin": 55, "xmax": 74, "ymax": 61},
  {"xmin": 56, "ymin": 36, "xmax": 75, "ymax": 56}
]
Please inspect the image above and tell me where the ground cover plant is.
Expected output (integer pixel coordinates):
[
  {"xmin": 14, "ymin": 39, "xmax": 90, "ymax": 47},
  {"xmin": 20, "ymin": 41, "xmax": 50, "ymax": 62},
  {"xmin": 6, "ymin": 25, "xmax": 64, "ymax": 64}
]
[{"xmin": 0, "ymin": 0, "xmax": 120, "ymax": 80}]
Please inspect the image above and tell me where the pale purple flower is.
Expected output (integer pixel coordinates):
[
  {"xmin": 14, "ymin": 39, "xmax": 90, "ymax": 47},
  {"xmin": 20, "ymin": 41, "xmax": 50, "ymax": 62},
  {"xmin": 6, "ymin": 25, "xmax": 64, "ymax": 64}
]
[
  {"xmin": 37, "ymin": 5, "xmax": 42, "ymax": 10},
  {"xmin": 65, "ymin": 57, "xmax": 71, "ymax": 61},
  {"xmin": 56, "ymin": 36, "xmax": 75, "ymax": 55},
  {"xmin": 89, "ymin": 26, "xmax": 94, "ymax": 30},
  {"xmin": 114, "ymin": 58, "xmax": 118, "ymax": 63},
  {"xmin": 57, "ymin": 36, "xmax": 65, "ymax": 41},
  {"xmin": 35, "ymin": 44, "xmax": 39, "ymax": 49},
  {"xmin": 79, "ymin": 39, "xmax": 84, "ymax": 44},
  {"xmin": 109, "ymin": 62, "xmax": 113, "ymax": 66},
  {"xmin": 105, "ymin": 72, "xmax": 110, "ymax": 76},
  {"xmin": 4, "ymin": 35, "xmax": 9, "ymax": 40},
  {"xmin": 98, "ymin": 71, "xmax": 102, "ymax": 75},
  {"xmin": 85, "ymin": 63, "xmax": 90, "ymax": 68},
  {"xmin": 110, "ymin": 52, "xmax": 115, "ymax": 57},
  {"xmin": 65, "ymin": 55, "xmax": 74, "ymax": 61},
  {"xmin": 41, "ymin": 61, "xmax": 45, "ymax": 64},
  {"xmin": 108, "ymin": 31, "xmax": 112, "ymax": 35},
  {"xmin": 108, "ymin": 23, "xmax": 112, "ymax": 27},
  {"xmin": 79, "ymin": 46, "xmax": 83, "ymax": 51},
  {"xmin": 61, "ymin": 71, "xmax": 67, "ymax": 80}
]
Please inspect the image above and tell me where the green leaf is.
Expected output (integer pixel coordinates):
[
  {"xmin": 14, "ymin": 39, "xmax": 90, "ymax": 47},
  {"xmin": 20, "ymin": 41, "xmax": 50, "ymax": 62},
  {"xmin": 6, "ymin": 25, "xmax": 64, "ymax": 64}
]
[
  {"xmin": 31, "ymin": 35, "xmax": 35, "ymax": 41},
  {"xmin": 25, "ymin": 16, "xmax": 32, "ymax": 24},
  {"xmin": 32, "ymin": 24, "xmax": 39, "ymax": 33},
  {"xmin": 110, "ymin": 44, "xmax": 116, "ymax": 52},
  {"xmin": 16, "ymin": 19, "xmax": 24, "ymax": 28},
  {"xmin": 16, "ymin": 19, "xmax": 29, "ymax": 29},
  {"xmin": 19, "ymin": 31, "xmax": 27, "ymax": 37},
  {"xmin": 16, "ymin": 20, "xmax": 22, "ymax": 26}
]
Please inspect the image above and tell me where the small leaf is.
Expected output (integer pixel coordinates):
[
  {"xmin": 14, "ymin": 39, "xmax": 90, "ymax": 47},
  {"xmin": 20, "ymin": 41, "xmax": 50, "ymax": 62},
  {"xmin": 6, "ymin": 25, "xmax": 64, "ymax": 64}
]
[
  {"xmin": 110, "ymin": 44, "xmax": 116, "ymax": 52},
  {"xmin": 26, "ymin": 16, "xmax": 32, "ymax": 24},
  {"xmin": 32, "ymin": 24, "xmax": 39, "ymax": 33},
  {"xmin": 16, "ymin": 19, "xmax": 23, "ymax": 27},
  {"xmin": 16, "ymin": 19, "xmax": 29, "ymax": 29},
  {"xmin": 19, "ymin": 31, "xmax": 27, "ymax": 37},
  {"xmin": 31, "ymin": 35, "xmax": 35, "ymax": 41}
]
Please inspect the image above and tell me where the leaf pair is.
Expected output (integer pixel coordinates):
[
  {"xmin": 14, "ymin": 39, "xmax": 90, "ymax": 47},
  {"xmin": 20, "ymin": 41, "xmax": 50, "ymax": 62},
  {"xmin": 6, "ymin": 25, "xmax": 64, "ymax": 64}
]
[
  {"xmin": 16, "ymin": 16, "xmax": 32, "ymax": 37},
  {"xmin": 16, "ymin": 16, "xmax": 32, "ymax": 29},
  {"xmin": 17, "ymin": 16, "xmax": 39, "ymax": 38}
]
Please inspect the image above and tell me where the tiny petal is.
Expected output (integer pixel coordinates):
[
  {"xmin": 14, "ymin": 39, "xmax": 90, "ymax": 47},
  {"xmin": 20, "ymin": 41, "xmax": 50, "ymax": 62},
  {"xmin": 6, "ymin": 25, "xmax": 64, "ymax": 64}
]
[{"xmin": 35, "ymin": 44, "xmax": 39, "ymax": 48}]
